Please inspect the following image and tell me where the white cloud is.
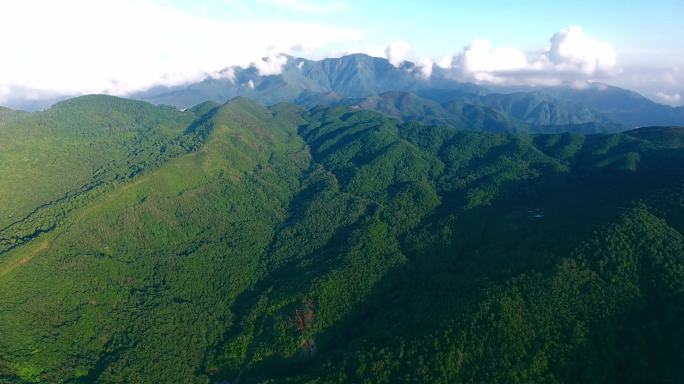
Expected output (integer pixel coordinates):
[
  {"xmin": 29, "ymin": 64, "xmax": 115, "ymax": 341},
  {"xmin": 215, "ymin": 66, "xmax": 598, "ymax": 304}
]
[
  {"xmin": 655, "ymin": 92, "xmax": 682, "ymax": 105},
  {"xmin": 663, "ymin": 67, "xmax": 681, "ymax": 86},
  {"xmin": 452, "ymin": 26, "xmax": 619, "ymax": 86},
  {"xmin": 0, "ymin": 0, "xmax": 364, "ymax": 103},
  {"xmin": 547, "ymin": 26, "xmax": 617, "ymax": 75},
  {"xmin": 253, "ymin": 52, "xmax": 289, "ymax": 76},
  {"xmin": 385, "ymin": 40, "xmax": 412, "ymax": 67},
  {"xmin": 437, "ymin": 55, "xmax": 454, "ymax": 69},
  {"xmin": 208, "ymin": 67, "xmax": 236, "ymax": 82},
  {"xmin": 385, "ymin": 40, "xmax": 435, "ymax": 78},
  {"xmin": 458, "ymin": 39, "xmax": 529, "ymax": 83},
  {"xmin": 416, "ymin": 57, "xmax": 434, "ymax": 78}
]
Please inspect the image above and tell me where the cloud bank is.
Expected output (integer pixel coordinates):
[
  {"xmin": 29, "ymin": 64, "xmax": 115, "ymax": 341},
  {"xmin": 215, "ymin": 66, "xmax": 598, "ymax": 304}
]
[
  {"xmin": 0, "ymin": 0, "xmax": 364, "ymax": 103},
  {"xmin": 384, "ymin": 40, "xmax": 434, "ymax": 78},
  {"xmin": 656, "ymin": 92, "xmax": 682, "ymax": 105},
  {"xmin": 448, "ymin": 26, "xmax": 619, "ymax": 86},
  {"xmin": 1, "ymin": 1, "xmax": 678, "ymax": 109},
  {"xmin": 378, "ymin": 27, "xmax": 622, "ymax": 87}
]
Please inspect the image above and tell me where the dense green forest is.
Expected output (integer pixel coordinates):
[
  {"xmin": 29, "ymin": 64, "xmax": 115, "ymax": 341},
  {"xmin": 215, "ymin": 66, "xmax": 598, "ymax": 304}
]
[{"xmin": 0, "ymin": 95, "xmax": 683, "ymax": 383}]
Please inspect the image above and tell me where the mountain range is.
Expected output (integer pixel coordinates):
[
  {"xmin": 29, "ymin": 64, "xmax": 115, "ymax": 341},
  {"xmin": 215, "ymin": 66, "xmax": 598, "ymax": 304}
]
[
  {"xmin": 0, "ymin": 92, "xmax": 683, "ymax": 383},
  {"xmin": 4, "ymin": 54, "xmax": 683, "ymax": 134},
  {"xmin": 131, "ymin": 54, "xmax": 684, "ymax": 130}
]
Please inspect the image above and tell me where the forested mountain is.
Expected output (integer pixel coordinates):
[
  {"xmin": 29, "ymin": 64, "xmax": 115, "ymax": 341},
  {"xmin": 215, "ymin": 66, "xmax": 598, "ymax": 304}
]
[
  {"xmin": 0, "ymin": 95, "xmax": 683, "ymax": 383},
  {"xmin": 7, "ymin": 54, "xmax": 681, "ymax": 133},
  {"xmin": 0, "ymin": 107, "xmax": 26, "ymax": 125},
  {"xmin": 492, "ymin": 82, "xmax": 684, "ymax": 127},
  {"xmin": 133, "ymin": 54, "xmax": 444, "ymax": 108},
  {"xmin": 457, "ymin": 91, "xmax": 613, "ymax": 125},
  {"xmin": 344, "ymin": 91, "xmax": 624, "ymax": 134}
]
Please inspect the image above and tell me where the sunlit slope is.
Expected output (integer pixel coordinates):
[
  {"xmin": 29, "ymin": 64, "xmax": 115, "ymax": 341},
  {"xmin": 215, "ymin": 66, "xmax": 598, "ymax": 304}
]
[
  {"xmin": 0, "ymin": 96, "xmax": 199, "ymax": 246},
  {"xmin": 0, "ymin": 98, "xmax": 683, "ymax": 383},
  {"xmin": 0, "ymin": 98, "xmax": 311, "ymax": 383}
]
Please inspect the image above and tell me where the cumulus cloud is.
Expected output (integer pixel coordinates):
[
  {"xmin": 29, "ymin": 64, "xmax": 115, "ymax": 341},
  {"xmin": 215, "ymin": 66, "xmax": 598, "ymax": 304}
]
[
  {"xmin": 384, "ymin": 41, "xmax": 434, "ymax": 78},
  {"xmin": 0, "ymin": 0, "xmax": 364, "ymax": 104},
  {"xmin": 450, "ymin": 26, "xmax": 619, "ymax": 86},
  {"xmin": 547, "ymin": 26, "xmax": 617, "ymax": 74},
  {"xmin": 385, "ymin": 40, "xmax": 413, "ymax": 67},
  {"xmin": 655, "ymin": 92, "xmax": 682, "ymax": 105},
  {"xmin": 253, "ymin": 52, "xmax": 289, "ymax": 76},
  {"xmin": 416, "ymin": 57, "xmax": 434, "ymax": 78},
  {"xmin": 208, "ymin": 67, "xmax": 237, "ymax": 83},
  {"xmin": 458, "ymin": 39, "xmax": 530, "ymax": 83},
  {"xmin": 436, "ymin": 55, "xmax": 453, "ymax": 69}
]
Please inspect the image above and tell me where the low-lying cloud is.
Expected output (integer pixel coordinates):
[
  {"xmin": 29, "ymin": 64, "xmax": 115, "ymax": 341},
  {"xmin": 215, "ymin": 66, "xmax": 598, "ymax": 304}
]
[
  {"xmin": 448, "ymin": 26, "xmax": 619, "ymax": 86},
  {"xmin": 656, "ymin": 91, "xmax": 682, "ymax": 105},
  {"xmin": 384, "ymin": 40, "xmax": 433, "ymax": 78},
  {"xmin": 1, "ymin": 2, "xmax": 679, "ymax": 109},
  {"xmin": 0, "ymin": 0, "xmax": 364, "ymax": 104},
  {"xmin": 385, "ymin": 40, "xmax": 412, "ymax": 67}
]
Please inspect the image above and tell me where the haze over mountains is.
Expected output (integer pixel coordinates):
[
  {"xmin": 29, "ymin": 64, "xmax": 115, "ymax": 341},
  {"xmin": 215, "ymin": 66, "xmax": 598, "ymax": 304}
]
[
  {"xmin": 5, "ymin": 54, "xmax": 684, "ymax": 133},
  {"xmin": 129, "ymin": 54, "xmax": 684, "ymax": 130}
]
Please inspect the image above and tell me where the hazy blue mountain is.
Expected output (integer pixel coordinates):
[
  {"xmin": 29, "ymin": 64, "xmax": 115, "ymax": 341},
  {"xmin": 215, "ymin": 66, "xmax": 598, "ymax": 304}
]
[
  {"xmin": 129, "ymin": 54, "xmax": 684, "ymax": 132},
  {"xmin": 6, "ymin": 54, "xmax": 680, "ymax": 131},
  {"xmin": 344, "ymin": 91, "xmax": 528, "ymax": 132},
  {"xmin": 456, "ymin": 92, "xmax": 614, "ymax": 125},
  {"xmin": 491, "ymin": 83, "xmax": 684, "ymax": 127},
  {"xmin": 343, "ymin": 91, "xmax": 623, "ymax": 134},
  {"xmin": 133, "ymin": 54, "xmax": 486, "ymax": 108}
]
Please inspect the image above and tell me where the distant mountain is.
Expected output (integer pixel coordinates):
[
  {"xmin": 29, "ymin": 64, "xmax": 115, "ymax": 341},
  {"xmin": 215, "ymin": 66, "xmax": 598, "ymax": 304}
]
[
  {"xmin": 343, "ymin": 91, "xmax": 623, "ymax": 134},
  {"xmin": 4, "ymin": 54, "xmax": 681, "ymax": 131},
  {"xmin": 492, "ymin": 83, "xmax": 684, "ymax": 127},
  {"xmin": 456, "ymin": 91, "xmax": 614, "ymax": 126},
  {"xmin": 132, "ymin": 54, "xmax": 684, "ymax": 131},
  {"xmin": 133, "ymin": 54, "xmax": 486, "ymax": 108}
]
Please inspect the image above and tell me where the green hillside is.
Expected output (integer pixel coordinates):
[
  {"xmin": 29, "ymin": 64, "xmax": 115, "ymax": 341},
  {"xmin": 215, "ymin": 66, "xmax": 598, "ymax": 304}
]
[
  {"xmin": 0, "ymin": 107, "xmax": 27, "ymax": 125},
  {"xmin": 0, "ymin": 96, "xmax": 683, "ymax": 383},
  {"xmin": 461, "ymin": 91, "xmax": 614, "ymax": 126},
  {"xmin": 345, "ymin": 91, "xmax": 623, "ymax": 134},
  {"xmin": 0, "ymin": 95, "xmax": 209, "ymax": 255}
]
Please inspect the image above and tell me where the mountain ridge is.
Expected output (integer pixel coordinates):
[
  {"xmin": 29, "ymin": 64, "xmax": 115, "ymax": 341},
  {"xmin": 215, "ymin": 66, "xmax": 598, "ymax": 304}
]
[
  {"xmin": 1, "ymin": 95, "xmax": 683, "ymax": 383},
  {"xmin": 128, "ymin": 54, "xmax": 683, "ymax": 129},
  {"xmin": 3, "ymin": 54, "xmax": 682, "ymax": 131}
]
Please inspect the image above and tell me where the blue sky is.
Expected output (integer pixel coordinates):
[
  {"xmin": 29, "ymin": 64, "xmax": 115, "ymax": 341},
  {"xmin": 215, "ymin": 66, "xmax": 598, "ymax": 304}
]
[
  {"xmin": 0, "ymin": 0, "xmax": 682, "ymax": 105},
  {"xmin": 163, "ymin": 0, "xmax": 683, "ymax": 63}
]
